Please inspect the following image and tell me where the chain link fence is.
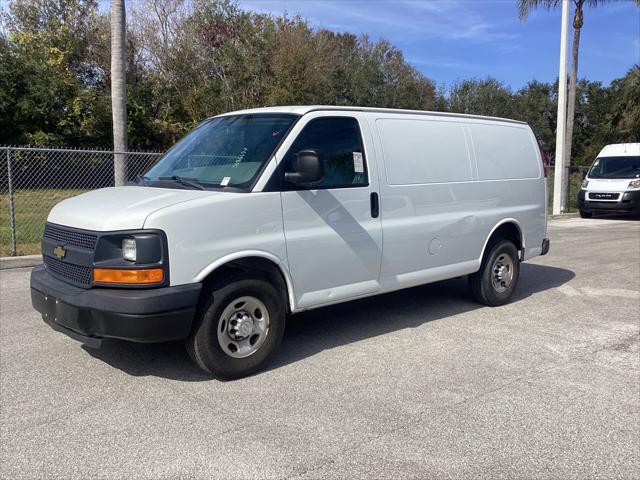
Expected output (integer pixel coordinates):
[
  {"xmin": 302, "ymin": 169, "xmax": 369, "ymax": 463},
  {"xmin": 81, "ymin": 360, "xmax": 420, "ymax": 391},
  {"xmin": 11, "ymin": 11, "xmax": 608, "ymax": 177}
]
[
  {"xmin": 547, "ymin": 165, "xmax": 590, "ymax": 214},
  {"xmin": 1, "ymin": 146, "xmax": 163, "ymax": 256},
  {"xmin": 1, "ymin": 145, "xmax": 592, "ymax": 257}
]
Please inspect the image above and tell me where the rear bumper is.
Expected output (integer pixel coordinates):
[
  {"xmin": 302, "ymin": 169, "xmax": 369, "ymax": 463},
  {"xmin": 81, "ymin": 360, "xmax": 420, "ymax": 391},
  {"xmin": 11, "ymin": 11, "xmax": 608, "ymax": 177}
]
[
  {"xmin": 30, "ymin": 265, "xmax": 201, "ymax": 346},
  {"xmin": 578, "ymin": 190, "xmax": 640, "ymax": 213},
  {"xmin": 541, "ymin": 238, "xmax": 550, "ymax": 256}
]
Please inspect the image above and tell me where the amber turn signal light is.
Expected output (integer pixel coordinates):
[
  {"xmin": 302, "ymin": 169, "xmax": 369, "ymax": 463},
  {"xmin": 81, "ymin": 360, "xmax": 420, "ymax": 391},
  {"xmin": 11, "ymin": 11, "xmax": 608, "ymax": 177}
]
[{"xmin": 93, "ymin": 268, "xmax": 164, "ymax": 284}]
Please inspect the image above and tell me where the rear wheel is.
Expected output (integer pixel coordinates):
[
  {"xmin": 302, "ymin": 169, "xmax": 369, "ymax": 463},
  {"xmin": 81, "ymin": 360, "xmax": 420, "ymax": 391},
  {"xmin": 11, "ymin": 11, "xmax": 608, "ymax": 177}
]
[
  {"xmin": 469, "ymin": 239, "xmax": 520, "ymax": 307},
  {"xmin": 186, "ymin": 275, "xmax": 286, "ymax": 380},
  {"xmin": 579, "ymin": 210, "xmax": 593, "ymax": 218}
]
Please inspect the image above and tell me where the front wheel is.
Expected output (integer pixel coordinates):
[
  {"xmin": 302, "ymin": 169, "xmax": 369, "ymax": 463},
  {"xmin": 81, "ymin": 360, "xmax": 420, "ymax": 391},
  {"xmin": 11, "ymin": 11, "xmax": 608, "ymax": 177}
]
[
  {"xmin": 186, "ymin": 275, "xmax": 286, "ymax": 380},
  {"xmin": 469, "ymin": 240, "xmax": 520, "ymax": 307},
  {"xmin": 579, "ymin": 210, "xmax": 593, "ymax": 218}
]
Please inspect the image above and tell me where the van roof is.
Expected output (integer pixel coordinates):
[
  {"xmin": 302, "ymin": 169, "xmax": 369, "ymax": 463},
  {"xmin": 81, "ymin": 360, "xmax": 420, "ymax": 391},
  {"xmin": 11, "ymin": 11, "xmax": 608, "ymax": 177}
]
[
  {"xmin": 214, "ymin": 105, "xmax": 527, "ymax": 125},
  {"xmin": 598, "ymin": 143, "xmax": 640, "ymax": 158}
]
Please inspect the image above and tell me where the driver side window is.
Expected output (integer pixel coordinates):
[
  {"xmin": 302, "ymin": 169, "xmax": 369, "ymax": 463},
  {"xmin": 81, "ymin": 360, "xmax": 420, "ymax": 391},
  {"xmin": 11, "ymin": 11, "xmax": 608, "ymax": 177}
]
[{"xmin": 283, "ymin": 117, "xmax": 368, "ymax": 190}]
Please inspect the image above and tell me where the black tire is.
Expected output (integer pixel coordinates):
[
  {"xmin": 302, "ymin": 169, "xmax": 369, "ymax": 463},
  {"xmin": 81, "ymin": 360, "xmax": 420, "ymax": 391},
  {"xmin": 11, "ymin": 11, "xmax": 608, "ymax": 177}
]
[
  {"xmin": 469, "ymin": 239, "xmax": 520, "ymax": 307},
  {"xmin": 579, "ymin": 210, "xmax": 593, "ymax": 218},
  {"xmin": 186, "ymin": 274, "xmax": 286, "ymax": 380}
]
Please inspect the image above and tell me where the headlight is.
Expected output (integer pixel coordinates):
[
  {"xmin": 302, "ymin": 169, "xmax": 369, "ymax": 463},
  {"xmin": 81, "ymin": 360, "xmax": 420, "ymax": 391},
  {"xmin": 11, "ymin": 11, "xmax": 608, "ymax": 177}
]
[
  {"xmin": 581, "ymin": 179, "xmax": 589, "ymax": 189},
  {"xmin": 628, "ymin": 179, "xmax": 640, "ymax": 190},
  {"xmin": 122, "ymin": 238, "xmax": 137, "ymax": 261},
  {"xmin": 93, "ymin": 231, "xmax": 167, "ymax": 287}
]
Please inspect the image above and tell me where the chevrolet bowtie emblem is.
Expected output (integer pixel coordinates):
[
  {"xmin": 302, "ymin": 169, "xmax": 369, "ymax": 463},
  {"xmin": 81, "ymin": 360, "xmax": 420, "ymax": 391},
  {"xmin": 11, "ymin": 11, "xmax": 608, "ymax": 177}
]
[{"xmin": 53, "ymin": 245, "xmax": 67, "ymax": 260}]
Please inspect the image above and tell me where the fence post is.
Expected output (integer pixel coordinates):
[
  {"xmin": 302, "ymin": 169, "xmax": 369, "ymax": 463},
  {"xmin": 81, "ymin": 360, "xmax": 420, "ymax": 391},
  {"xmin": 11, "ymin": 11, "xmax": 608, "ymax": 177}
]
[{"xmin": 6, "ymin": 148, "xmax": 17, "ymax": 256}]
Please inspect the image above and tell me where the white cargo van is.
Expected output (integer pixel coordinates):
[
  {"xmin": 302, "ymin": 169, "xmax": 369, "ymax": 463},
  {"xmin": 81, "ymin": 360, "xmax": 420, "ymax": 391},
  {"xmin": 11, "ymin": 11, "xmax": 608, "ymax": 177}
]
[
  {"xmin": 578, "ymin": 143, "xmax": 640, "ymax": 218},
  {"xmin": 31, "ymin": 106, "xmax": 549, "ymax": 379}
]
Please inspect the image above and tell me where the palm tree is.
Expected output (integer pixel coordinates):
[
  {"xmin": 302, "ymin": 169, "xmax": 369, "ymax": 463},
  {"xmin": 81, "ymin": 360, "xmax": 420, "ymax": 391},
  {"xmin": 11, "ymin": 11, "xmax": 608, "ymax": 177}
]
[
  {"xmin": 111, "ymin": 0, "xmax": 127, "ymax": 186},
  {"xmin": 518, "ymin": 0, "xmax": 639, "ymax": 197}
]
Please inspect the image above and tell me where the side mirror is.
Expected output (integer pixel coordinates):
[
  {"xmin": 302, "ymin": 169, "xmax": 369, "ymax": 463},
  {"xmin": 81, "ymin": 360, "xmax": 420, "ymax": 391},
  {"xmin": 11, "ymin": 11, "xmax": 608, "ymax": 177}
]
[{"xmin": 285, "ymin": 149, "xmax": 323, "ymax": 183}]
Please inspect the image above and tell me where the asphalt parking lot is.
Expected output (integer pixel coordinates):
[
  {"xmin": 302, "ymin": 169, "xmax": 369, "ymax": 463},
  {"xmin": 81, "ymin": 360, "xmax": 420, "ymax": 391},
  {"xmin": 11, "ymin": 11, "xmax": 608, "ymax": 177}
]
[{"xmin": 1, "ymin": 217, "xmax": 639, "ymax": 479}]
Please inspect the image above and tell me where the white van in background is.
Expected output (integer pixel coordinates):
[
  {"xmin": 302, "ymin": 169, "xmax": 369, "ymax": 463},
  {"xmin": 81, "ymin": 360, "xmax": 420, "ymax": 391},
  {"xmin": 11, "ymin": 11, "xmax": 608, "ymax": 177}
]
[
  {"xmin": 578, "ymin": 143, "xmax": 640, "ymax": 218},
  {"xmin": 30, "ymin": 106, "xmax": 549, "ymax": 379}
]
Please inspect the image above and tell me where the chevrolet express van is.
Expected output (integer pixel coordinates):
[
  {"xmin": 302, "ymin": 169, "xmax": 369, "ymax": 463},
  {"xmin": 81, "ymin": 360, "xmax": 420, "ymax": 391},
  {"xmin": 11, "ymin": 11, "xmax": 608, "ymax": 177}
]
[
  {"xmin": 31, "ymin": 106, "xmax": 550, "ymax": 379},
  {"xmin": 578, "ymin": 143, "xmax": 640, "ymax": 218}
]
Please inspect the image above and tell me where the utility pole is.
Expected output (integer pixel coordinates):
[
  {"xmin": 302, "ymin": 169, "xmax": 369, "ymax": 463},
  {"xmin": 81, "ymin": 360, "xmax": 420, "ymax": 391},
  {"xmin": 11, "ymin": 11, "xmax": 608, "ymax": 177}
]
[
  {"xmin": 553, "ymin": 0, "xmax": 570, "ymax": 215},
  {"xmin": 111, "ymin": 0, "xmax": 127, "ymax": 186}
]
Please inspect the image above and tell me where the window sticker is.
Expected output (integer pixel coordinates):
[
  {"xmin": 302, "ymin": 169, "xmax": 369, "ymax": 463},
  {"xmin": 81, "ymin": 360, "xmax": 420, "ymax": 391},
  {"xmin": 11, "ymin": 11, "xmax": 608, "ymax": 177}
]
[
  {"xmin": 353, "ymin": 152, "xmax": 364, "ymax": 173},
  {"xmin": 233, "ymin": 147, "xmax": 248, "ymax": 169},
  {"xmin": 220, "ymin": 176, "xmax": 231, "ymax": 186}
]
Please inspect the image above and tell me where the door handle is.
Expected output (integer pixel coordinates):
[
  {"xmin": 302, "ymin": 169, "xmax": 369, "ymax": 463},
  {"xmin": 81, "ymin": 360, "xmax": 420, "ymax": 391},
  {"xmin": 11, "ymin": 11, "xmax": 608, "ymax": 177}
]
[{"xmin": 370, "ymin": 192, "xmax": 379, "ymax": 218}]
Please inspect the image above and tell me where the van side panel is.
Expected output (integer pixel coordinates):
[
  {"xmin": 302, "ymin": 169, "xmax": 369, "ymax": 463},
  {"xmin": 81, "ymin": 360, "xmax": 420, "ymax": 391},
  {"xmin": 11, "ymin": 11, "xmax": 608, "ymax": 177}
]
[
  {"xmin": 371, "ymin": 114, "xmax": 485, "ymax": 287},
  {"xmin": 370, "ymin": 113, "xmax": 546, "ymax": 292},
  {"xmin": 380, "ymin": 118, "xmax": 473, "ymax": 184},
  {"xmin": 143, "ymin": 192, "xmax": 290, "ymax": 288},
  {"xmin": 468, "ymin": 122, "xmax": 546, "ymax": 259},
  {"xmin": 469, "ymin": 123, "xmax": 540, "ymax": 180}
]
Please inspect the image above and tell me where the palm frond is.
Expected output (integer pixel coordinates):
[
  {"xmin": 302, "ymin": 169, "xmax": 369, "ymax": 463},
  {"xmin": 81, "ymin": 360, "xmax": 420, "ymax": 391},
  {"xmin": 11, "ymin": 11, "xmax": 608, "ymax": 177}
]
[{"xmin": 518, "ymin": 0, "xmax": 563, "ymax": 21}]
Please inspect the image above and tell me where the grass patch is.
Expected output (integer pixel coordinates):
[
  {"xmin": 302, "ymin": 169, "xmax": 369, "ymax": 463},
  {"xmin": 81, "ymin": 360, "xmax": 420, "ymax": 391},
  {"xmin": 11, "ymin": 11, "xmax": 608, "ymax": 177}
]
[
  {"xmin": 547, "ymin": 168, "xmax": 587, "ymax": 214},
  {"xmin": 0, "ymin": 189, "xmax": 87, "ymax": 256}
]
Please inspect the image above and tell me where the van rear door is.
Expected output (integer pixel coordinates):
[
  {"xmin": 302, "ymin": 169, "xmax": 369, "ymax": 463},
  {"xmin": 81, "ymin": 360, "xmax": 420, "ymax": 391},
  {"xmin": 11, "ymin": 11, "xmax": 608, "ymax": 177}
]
[{"xmin": 278, "ymin": 113, "xmax": 382, "ymax": 310}]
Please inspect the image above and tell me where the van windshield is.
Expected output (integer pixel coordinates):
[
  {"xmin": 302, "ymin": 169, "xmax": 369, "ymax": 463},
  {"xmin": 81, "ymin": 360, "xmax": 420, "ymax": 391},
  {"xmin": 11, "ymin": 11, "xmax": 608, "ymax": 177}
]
[
  {"xmin": 588, "ymin": 156, "xmax": 640, "ymax": 179},
  {"xmin": 144, "ymin": 114, "xmax": 298, "ymax": 191}
]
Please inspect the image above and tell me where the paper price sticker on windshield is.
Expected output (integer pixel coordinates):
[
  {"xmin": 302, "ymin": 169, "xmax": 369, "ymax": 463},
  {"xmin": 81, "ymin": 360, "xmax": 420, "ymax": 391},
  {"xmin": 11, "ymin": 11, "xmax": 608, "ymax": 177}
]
[
  {"xmin": 221, "ymin": 176, "xmax": 231, "ymax": 186},
  {"xmin": 353, "ymin": 152, "xmax": 364, "ymax": 173}
]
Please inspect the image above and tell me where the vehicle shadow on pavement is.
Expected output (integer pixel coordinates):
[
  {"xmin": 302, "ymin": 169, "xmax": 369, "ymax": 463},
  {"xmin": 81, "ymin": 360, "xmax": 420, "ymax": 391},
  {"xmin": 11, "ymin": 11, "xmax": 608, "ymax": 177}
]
[{"xmin": 83, "ymin": 263, "xmax": 574, "ymax": 381}]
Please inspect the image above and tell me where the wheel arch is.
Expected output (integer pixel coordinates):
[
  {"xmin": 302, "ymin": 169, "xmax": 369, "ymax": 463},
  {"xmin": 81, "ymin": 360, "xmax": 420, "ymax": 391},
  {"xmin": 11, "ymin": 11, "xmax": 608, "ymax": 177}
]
[
  {"xmin": 195, "ymin": 251, "xmax": 295, "ymax": 313},
  {"xmin": 479, "ymin": 219, "xmax": 525, "ymax": 263}
]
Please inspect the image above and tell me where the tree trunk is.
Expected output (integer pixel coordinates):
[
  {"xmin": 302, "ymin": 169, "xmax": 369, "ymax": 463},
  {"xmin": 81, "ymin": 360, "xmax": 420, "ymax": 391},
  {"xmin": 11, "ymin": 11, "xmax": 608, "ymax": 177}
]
[
  {"xmin": 562, "ymin": 5, "xmax": 582, "ymax": 212},
  {"xmin": 111, "ymin": 0, "xmax": 127, "ymax": 186}
]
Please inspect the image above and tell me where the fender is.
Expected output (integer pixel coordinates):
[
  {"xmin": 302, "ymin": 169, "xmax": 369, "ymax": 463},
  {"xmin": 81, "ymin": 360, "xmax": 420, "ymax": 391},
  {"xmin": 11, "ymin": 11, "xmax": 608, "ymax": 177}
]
[
  {"xmin": 195, "ymin": 250, "xmax": 297, "ymax": 312},
  {"xmin": 478, "ymin": 218, "xmax": 525, "ymax": 263}
]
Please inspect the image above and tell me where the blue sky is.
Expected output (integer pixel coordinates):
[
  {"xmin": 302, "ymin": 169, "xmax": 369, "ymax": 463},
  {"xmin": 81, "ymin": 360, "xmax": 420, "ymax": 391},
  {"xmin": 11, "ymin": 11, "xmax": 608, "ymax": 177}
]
[{"xmin": 238, "ymin": 0, "xmax": 640, "ymax": 90}]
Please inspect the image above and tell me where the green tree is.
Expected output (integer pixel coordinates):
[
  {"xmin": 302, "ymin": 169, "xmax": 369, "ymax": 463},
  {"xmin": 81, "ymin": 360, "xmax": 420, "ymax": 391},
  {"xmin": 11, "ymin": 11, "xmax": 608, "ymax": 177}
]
[
  {"xmin": 448, "ymin": 78, "xmax": 515, "ymax": 118},
  {"xmin": 513, "ymin": 80, "xmax": 557, "ymax": 158},
  {"xmin": 518, "ymin": 0, "xmax": 640, "ymax": 165},
  {"xmin": 1, "ymin": 0, "xmax": 111, "ymax": 147},
  {"xmin": 609, "ymin": 65, "xmax": 640, "ymax": 142}
]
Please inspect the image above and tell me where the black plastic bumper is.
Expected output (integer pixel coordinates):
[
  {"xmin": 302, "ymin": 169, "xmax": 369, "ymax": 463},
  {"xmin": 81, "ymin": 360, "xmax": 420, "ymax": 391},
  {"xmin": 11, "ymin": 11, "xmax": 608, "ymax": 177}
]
[
  {"xmin": 578, "ymin": 190, "xmax": 640, "ymax": 213},
  {"xmin": 30, "ymin": 265, "xmax": 201, "ymax": 346},
  {"xmin": 541, "ymin": 238, "xmax": 550, "ymax": 256}
]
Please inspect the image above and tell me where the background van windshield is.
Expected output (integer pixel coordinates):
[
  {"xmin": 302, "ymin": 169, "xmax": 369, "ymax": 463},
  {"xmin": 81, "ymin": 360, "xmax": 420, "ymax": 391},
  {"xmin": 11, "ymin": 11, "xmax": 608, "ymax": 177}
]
[
  {"xmin": 588, "ymin": 156, "xmax": 640, "ymax": 179},
  {"xmin": 145, "ymin": 114, "xmax": 297, "ymax": 190}
]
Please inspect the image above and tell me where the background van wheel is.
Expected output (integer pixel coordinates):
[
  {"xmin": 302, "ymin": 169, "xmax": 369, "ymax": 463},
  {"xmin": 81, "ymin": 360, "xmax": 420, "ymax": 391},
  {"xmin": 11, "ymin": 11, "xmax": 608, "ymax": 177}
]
[
  {"xmin": 186, "ymin": 275, "xmax": 286, "ymax": 380},
  {"xmin": 469, "ymin": 239, "xmax": 520, "ymax": 307},
  {"xmin": 579, "ymin": 210, "xmax": 593, "ymax": 218}
]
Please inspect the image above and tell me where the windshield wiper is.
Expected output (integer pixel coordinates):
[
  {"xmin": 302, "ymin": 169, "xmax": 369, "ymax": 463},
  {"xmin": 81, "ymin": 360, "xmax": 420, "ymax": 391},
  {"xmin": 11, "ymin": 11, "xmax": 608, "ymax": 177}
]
[
  {"xmin": 136, "ymin": 174, "xmax": 151, "ymax": 185},
  {"xmin": 158, "ymin": 175, "xmax": 206, "ymax": 190}
]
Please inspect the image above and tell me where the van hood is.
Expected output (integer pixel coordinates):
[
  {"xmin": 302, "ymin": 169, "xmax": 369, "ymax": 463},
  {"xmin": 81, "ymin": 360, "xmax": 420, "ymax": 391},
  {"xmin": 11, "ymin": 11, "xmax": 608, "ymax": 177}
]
[
  {"xmin": 586, "ymin": 178, "xmax": 633, "ymax": 193},
  {"xmin": 48, "ymin": 186, "xmax": 214, "ymax": 231}
]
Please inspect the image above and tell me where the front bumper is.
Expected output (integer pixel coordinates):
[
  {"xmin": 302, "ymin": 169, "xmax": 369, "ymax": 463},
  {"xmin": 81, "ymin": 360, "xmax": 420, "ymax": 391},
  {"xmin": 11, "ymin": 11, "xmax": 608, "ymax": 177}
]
[
  {"xmin": 30, "ymin": 265, "xmax": 201, "ymax": 346},
  {"xmin": 578, "ymin": 190, "xmax": 640, "ymax": 213}
]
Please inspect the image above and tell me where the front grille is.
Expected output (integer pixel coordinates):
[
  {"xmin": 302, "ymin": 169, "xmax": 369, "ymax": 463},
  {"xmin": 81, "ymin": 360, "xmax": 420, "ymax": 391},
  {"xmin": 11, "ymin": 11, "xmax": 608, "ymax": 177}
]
[
  {"xmin": 44, "ymin": 223, "xmax": 98, "ymax": 251},
  {"xmin": 589, "ymin": 192, "xmax": 619, "ymax": 201},
  {"xmin": 44, "ymin": 256, "xmax": 92, "ymax": 286}
]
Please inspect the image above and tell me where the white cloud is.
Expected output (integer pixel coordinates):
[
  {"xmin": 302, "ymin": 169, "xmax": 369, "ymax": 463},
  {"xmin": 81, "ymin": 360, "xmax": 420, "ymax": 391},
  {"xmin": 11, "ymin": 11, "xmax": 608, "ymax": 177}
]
[{"xmin": 238, "ymin": 0, "xmax": 519, "ymax": 43}]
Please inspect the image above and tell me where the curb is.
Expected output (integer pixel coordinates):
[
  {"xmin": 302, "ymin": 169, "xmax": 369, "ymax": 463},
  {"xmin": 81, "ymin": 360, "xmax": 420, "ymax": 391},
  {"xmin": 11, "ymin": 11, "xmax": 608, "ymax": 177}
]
[
  {"xmin": 0, "ymin": 255, "xmax": 42, "ymax": 270},
  {"xmin": 549, "ymin": 213, "xmax": 580, "ymax": 220}
]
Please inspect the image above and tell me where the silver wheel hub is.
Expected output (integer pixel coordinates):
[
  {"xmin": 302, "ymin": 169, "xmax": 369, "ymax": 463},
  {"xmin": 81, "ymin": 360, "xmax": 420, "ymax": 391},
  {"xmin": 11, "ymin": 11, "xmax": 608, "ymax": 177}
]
[
  {"xmin": 229, "ymin": 312, "xmax": 254, "ymax": 340},
  {"xmin": 491, "ymin": 253, "xmax": 514, "ymax": 294},
  {"xmin": 495, "ymin": 265, "xmax": 508, "ymax": 282},
  {"xmin": 217, "ymin": 296, "xmax": 269, "ymax": 358}
]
